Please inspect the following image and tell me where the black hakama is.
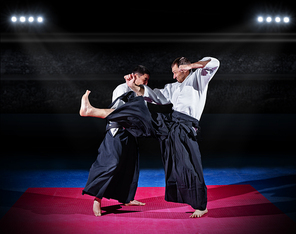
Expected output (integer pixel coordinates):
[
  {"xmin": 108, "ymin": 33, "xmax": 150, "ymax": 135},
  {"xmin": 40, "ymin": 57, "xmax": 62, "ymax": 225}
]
[
  {"xmin": 150, "ymin": 108, "xmax": 207, "ymax": 210},
  {"xmin": 82, "ymin": 92, "xmax": 155, "ymax": 203}
]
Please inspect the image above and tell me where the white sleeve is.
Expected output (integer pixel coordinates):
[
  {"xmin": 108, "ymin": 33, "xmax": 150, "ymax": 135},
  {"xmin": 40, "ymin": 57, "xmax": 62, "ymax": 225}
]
[
  {"xmin": 143, "ymin": 84, "xmax": 172, "ymax": 105},
  {"xmin": 112, "ymin": 84, "xmax": 127, "ymax": 102},
  {"xmin": 195, "ymin": 57, "xmax": 220, "ymax": 91}
]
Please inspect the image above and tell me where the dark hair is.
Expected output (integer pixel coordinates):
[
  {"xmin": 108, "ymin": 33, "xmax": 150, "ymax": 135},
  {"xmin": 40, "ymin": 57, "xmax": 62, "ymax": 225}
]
[
  {"xmin": 171, "ymin": 57, "xmax": 191, "ymax": 68},
  {"xmin": 133, "ymin": 65, "xmax": 151, "ymax": 76}
]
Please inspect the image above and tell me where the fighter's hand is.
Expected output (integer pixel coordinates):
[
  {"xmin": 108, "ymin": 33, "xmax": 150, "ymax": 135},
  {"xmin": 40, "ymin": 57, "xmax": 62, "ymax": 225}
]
[
  {"xmin": 178, "ymin": 64, "xmax": 192, "ymax": 72},
  {"xmin": 124, "ymin": 73, "xmax": 137, "ymax": 88},
  {"xmin": 124, "ymin": 73, "xmax": 144, "ymax": 96}
]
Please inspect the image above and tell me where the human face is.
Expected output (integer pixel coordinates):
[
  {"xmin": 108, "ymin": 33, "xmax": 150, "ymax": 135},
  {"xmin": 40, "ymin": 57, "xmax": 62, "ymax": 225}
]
[
  {"xmin": 172, "ymin": 64, "xmax": 188, "ymax": 83},
  {"xmin": 135, "ymin": 73, "xmax": 149, "ymax": 86}
]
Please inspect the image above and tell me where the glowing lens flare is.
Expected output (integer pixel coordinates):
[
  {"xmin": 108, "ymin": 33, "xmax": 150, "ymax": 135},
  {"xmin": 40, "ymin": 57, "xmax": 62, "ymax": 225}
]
[
  {"xmin": 275, "ymin": 17, "xmax": 281, "ymax": 23},
  {"xmin": 283, "ymin": 17, "xmax": 290, "ymax": 23},
  {"xmin": 266, "ymin": 17, "xmax": 272, "ymax": 23},
  {"xmin": 37, "ymin": 17, "xmax": 43, "ymax": 23},
  {"xmin": 28, "ymin": 16, "xmax": 34, "ymax": 22},
  {"xmin": 11, "ymin": 16, "xmax": 17, "ymax": 22},
  {"xmin": 20, "ymin": 16, "xmax": 26, "ymax": 22},
  {"xmin": 257, "ymin": 16, "xmax": 264, "ymax": 22}
]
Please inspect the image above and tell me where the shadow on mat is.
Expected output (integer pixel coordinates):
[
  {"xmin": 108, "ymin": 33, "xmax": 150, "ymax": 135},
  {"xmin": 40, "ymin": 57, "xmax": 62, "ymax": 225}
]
[
  {"xmin": 101, "ymin": 205, "xmax": 139, "ymax": 216},
  {"xmin": 207, "ymin": 203, "xmax": 285, "ymax": 218}
]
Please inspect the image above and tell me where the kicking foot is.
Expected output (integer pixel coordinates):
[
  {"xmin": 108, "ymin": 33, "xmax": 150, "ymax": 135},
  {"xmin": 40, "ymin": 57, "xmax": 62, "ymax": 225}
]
[
  {"xmin": 125, "ymin": 200, "xmax": 146, "ymax": 206},
  {"xmin": 190, "ymin": 208, "xmax": 208, "ymax": 218},
  {"xmin": 79, "ymin": 90, "xmax": 114, "ymax": 118},
  {"xmin": 93, "ymin": 198, "xmax": 102, "ymax": 217},
  {"xmin": 80, "ymin": 90, "xmax": 93, "ymax": 117}
]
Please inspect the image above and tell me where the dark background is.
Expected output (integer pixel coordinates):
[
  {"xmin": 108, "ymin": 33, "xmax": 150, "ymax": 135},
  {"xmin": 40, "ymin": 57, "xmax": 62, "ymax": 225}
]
[
  {"xmin": 1, "ymin": 0, "xmax": 295, "ymax": 33},
  {"xmin": 1, "ymin": 0, "xmax": 295, "ymax": 169}
]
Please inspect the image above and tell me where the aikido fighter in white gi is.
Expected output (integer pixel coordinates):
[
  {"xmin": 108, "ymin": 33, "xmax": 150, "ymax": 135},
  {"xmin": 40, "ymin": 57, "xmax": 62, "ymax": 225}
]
[{"xmin": 125, "ymin": 56, "xmax": 220, "ymax": 218}]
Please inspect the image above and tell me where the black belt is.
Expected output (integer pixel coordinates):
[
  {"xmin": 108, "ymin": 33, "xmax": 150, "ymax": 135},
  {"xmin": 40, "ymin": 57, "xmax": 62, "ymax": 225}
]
[{"xmin": 105, "ymin": 122, "xmax": 122, "ymax": 132}]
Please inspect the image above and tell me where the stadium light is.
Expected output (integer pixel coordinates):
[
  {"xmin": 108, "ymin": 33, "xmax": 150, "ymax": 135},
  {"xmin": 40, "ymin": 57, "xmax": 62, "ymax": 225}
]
[
  {"xmin": 20, "ymin": 16, "xmax": 26, "ymax": 23},
  {"xmin": 28, "ymin": 16, "xmax": 34, "ymax": 23},
  {"xmin": 11, "ymin": 16, "xmax": 17, "ymax": 22},
  {"xmin": 256, "ymin": 15, "xmax": 291, "ymax": 24},
  {"xmin": 266, "ymin": 17, "xmax": 272, "ymax": 23},
  {"xmin": 10, "ymin": 15, "xmax": 45, "ymax": 25},
  {"xmin": 257, "ymin": 16, "xmax": 264, "ymax": 23},
  {"xmin": 275, "ymin": 17, "xmax": 281, "ymax": 23},
  {"xmin": 37, "ymin": 17, "xmax": 43, "ymax": 23},
  {"xmin": 283, "ymin": 17, "xmax": 290, "ymax": 23}
]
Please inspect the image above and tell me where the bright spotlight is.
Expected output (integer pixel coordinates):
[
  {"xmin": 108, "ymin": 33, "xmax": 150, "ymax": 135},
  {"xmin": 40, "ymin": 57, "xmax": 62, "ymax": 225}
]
[
  {"xmin": 283, "ymin": 17, "xmax": 290, "ymax": 23},
  {"xmin": 275, "ymin": 17, "xmax": 281, "ymax": 23},
  {"xmin": 28, "ymin": 16, "xmax": 34, "ymax": 22},
  {"xmin": 20, "ymin": 16, "xmax": 26, "ymax": 23},
  {"xmin": 11, "ymin": 16, "xmax": 17, "ymax": 22},
  {"xmin": 257, "ymin": 16, "xmax": 264, "ymax": 22},
  {"xmin": 37, "ymin": 17, "xmax": 43, "ymax": 23},
  {"xmin": 266, "ymin": 17, "xmax": 272, "ymax": 23},
  {"xmin": 10, "ymin": 14, "xmax": 46, "ymax": 27}
]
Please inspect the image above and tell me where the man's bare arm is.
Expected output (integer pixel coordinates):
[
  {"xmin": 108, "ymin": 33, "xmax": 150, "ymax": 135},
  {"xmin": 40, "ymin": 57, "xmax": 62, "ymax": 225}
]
[{"xmin": 124, "ymin": 73, "xmax": 145, "ymax": 96}]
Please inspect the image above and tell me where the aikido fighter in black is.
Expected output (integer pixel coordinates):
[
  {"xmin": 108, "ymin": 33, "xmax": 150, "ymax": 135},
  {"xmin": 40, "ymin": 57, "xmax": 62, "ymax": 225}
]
[{"xmin": 80, "ymin": 66, "xmax": 151, "ymax": 216}]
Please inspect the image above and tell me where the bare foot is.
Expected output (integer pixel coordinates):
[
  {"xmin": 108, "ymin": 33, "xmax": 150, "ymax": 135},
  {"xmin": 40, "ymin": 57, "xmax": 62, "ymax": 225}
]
[
  {"xmin": 80, "ymin": 90, "xmax": 93, "ymax": 117},
  {"xmin": 93, "ymin": 198, "xmax": 102, "ymax": 217},
  {"xmin": 79, "ymin": 90, "xmax": 114, "ymax": 118},
  {"xmin": 124, "ymin": 200, "xmax": 146, "ymax": 206},
  {"xmin": 190, "ymin": 208, "xmax": 208, "ymax": 218}
]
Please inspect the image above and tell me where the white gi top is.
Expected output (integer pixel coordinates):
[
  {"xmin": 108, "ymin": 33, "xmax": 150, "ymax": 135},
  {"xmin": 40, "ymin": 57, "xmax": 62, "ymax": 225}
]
[
  {"xmin": 143, "ymin": 57, "xmax": 220, "ymax": 121},
  {"xmin": 109, "ymin": 83, "xmax": 132, "ymax": 136},
  {"xmin": 112, "ymin": 83, "xmax": 132, "ymax": 103}
]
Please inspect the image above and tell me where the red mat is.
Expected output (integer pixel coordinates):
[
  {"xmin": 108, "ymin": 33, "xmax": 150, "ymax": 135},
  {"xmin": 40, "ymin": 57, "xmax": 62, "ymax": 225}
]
[{"xmin": 1, "ymin": 185, "xmax": 295, "ymax": 234}]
